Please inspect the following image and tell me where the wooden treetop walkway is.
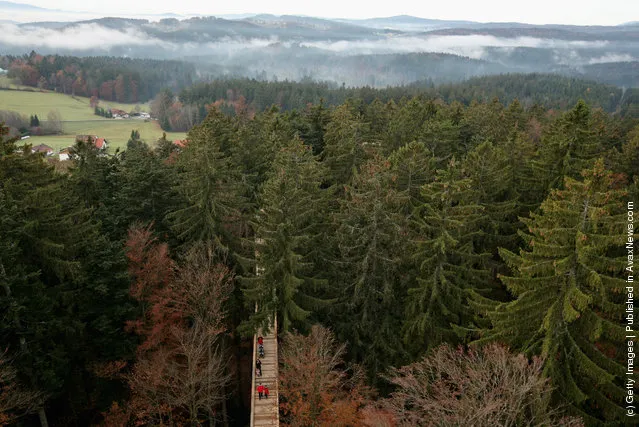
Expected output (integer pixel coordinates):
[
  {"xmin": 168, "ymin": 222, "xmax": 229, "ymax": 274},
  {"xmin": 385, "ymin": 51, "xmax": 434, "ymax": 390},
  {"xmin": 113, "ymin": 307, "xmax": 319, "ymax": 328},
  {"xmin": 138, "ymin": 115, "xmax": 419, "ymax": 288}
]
[{"xmin": 250, "ymin": 317, "xmax": 279, "ymax": 427}]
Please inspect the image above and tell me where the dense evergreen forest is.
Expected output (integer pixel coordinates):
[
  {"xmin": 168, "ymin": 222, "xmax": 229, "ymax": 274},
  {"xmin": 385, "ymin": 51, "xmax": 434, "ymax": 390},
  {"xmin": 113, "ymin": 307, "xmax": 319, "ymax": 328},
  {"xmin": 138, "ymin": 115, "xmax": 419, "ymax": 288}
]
[
  {"xmin": 1, "ymin": 91, "xmax": 639, "ymax": 426},
  {"xmin": 155, "ymin": 73, "xmax": 638, "ymax": 131},
  {"xmin": 0, "ymin": 53, "xmax": 197, "ymax": 102}
]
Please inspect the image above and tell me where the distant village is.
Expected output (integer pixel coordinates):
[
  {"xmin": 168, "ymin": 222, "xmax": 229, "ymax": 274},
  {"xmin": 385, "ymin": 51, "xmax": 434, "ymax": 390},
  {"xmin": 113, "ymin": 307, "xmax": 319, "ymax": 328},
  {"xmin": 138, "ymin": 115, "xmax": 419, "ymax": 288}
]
[
  {"xmin": 30, "ymin": 135, "xmax": 108, "ymax": 161},
  {"xmin": 23, "ymin": 105, "xmax": 156, "ymax": 160},
  {"xmin": 108, "ymin": 109, "xmax": 151, "ymax": 120},
  {"xmin": 30, "ymin": 136, "xmax": 187, "ymax": 161}
]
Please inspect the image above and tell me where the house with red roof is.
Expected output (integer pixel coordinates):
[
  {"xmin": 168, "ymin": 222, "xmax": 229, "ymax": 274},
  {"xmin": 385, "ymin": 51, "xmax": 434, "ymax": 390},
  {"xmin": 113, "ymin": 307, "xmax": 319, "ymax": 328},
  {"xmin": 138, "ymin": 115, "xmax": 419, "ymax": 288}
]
[
  {"xmin": 173, "ymin": 139, "xmax": 187, "ymax": 149},
  {"xmin": 95, "ymin": 138, "xmax": 107, "ymax": 150},
  {"xmin": 75, "ymin": 135, "xmax": 108, "ymax": 150}
]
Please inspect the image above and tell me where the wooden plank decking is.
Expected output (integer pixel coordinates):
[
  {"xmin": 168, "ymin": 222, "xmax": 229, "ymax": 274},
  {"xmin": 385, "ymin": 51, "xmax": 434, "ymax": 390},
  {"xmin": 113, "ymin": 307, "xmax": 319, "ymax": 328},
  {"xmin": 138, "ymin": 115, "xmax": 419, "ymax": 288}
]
[{"xmin": 250, "ymin": 318, "xmax": 279, "ymax": 427}]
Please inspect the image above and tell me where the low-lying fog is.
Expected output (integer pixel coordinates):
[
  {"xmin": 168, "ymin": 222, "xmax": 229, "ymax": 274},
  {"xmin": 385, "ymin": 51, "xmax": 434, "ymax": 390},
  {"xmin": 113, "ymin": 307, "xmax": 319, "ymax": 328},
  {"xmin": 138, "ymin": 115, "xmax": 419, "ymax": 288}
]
[{"xmin": 1, "ymin": 17, "xmax": 637, "ymax": 87}]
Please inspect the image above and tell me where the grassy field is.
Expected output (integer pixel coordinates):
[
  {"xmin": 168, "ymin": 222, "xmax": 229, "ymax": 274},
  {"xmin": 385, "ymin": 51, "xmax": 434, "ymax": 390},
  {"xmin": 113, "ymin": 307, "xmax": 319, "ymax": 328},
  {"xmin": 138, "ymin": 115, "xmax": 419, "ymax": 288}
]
[
  {"xmin": 1, "ymin": 85, "xmax": 174, "ymax": 152},
  {"xmin": 0, "ymin": 88, "xmax": 150, "ymax": 120},
  {"xmin": 1, "ymin": 89, "xmax": 105, "ymax": 120},
  {"xmin": 27, "ymin": 120, "xmax": 186, "ymax": 152}
]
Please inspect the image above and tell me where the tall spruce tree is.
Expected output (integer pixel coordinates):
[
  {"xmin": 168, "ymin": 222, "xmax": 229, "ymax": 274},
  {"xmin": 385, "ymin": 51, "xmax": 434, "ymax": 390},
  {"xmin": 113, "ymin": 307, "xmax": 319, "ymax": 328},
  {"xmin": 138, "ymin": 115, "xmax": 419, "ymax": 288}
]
[
  {"xmin": 496, "ymin": 129, "xmax": 546, "ymax": 213},
  {"xmin": 168, "ymin": 108, "xmax": 244, "ymax": 255},
  {"xmin": 404, "ymin": 159, "xmax": 491, "ymax": 355},
  {"xmin": 300, "ymin": 99, "xmax": 330, "ymax": 155},
  {"xmin": 321, "ymin": 104, "xmax": 370, "ymax": 187},
  {"xmin": 331, "ymin": 156, "xmax": 409, "ymax": 381},
  {"xmin": 384, "ymin": 97, "xmax": 436, "ymax": 156},
  {"xmin": 111, "ymin": 141, "xmax": 181, "ymax": 241},
  {"xmin": 534, "ymin": 100, "xmax": 601, "ymax": 192},
  {"xmin": 241, "ymin": 138, "xmax": 331, "ymax": 334},
  {"xmin": 388, "ymin": 141, "xmax": 436, "ymax": 214},
  {"xmin": 472, "ymin": 160, "xmax": 631, "ymax": 423},
  {"xmin": 419, "ymin": 114, "xmax": 462, "ymax": 165},
  {"xmin": 230, "ymin": 107, "xmax": 293, "ymax": 207},
  {"xmin": 462, "ymin": 141, "xmax": 520, "ymax": 257}
]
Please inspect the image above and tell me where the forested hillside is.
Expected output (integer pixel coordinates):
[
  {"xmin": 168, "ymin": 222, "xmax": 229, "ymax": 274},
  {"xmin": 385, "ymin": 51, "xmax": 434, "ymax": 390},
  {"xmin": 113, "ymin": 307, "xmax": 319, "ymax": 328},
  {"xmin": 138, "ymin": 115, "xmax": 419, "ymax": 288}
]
[
  {"xmin": 1, "ymin": 91, "xmax": 638, "ymax": 425},
  {"xmin": 3, "ymin": 13, "xmax": 639, "ymax": 89},
  {"xmin": 155, "ymin": 73, "xmax": 635, "ymax": 131},
  {"xmin": 0, "ymin": 53, "xmax": 196, "ymax": 102}
]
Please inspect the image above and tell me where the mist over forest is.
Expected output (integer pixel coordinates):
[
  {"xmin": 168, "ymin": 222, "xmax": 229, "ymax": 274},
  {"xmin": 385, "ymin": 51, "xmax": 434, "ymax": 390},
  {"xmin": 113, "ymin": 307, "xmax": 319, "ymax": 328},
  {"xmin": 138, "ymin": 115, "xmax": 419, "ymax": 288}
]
[
  {"xmin": 3, "ymin": 2, "xmax": 639, "ymax": 426},
  {"xmin": 2, "ymin": 2, "xmax": 639, "ymax": 87}
]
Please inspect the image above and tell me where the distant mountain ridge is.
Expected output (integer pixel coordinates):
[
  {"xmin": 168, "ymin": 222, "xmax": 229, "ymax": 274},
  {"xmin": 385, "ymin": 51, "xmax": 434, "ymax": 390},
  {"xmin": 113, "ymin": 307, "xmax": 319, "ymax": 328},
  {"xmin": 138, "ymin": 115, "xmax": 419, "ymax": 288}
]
[
  {"xmin": 0, "ymin": 0, "xmax": 49, "ymax": 10},
  {"xmin": 2, "ymin": 2, "xmax": 638, "ymax": 88}
]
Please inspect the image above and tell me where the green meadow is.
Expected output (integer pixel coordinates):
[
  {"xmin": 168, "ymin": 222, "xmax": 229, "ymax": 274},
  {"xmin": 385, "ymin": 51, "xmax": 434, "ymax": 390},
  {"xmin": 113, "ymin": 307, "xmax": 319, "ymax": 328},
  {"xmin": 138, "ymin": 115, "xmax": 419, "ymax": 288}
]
[
  {"xmin": 27, "ymin": 120, "xmax": 186, "ymax": 152},
  {"xmin": 1, "ymin": 86, "xmax": 178, "ymax": 152},
  {"xmin": 0, "ymin": 87, "xmax": 150, "ymax": 120}
]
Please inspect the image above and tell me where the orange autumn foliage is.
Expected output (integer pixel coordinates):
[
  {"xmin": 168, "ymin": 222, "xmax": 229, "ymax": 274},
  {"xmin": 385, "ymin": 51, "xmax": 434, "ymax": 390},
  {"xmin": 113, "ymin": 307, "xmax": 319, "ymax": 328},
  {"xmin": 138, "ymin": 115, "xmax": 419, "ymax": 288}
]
[
  {"xmin": 103, "ymin": 228, "xmax": 234, "ymax": 426},
  {"xmin": 279, "ymin": 325, "xmax": 372, "ymax": 427}
]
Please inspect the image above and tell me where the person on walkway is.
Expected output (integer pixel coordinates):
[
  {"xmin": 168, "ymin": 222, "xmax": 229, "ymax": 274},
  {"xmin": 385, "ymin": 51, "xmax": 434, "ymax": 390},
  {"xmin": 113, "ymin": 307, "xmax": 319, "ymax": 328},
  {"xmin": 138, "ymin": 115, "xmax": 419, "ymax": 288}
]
[
  {"xmin": 264, "ymin": 385, "xmax": 270, "ymax": 399},
  {"xmin": 258, "ymin": 343, "xmax": 264, "ymax": 358},
  {"xmin": 257, "ymin": 383, "xmax": 264, "ymax": 400},
  {"xmin": 258, "ymin": 336, "xmax": 264, "ymax": 346},
  {"xmin": 256, "ymin": 358, "xmax": 262, "ymax": 377}
]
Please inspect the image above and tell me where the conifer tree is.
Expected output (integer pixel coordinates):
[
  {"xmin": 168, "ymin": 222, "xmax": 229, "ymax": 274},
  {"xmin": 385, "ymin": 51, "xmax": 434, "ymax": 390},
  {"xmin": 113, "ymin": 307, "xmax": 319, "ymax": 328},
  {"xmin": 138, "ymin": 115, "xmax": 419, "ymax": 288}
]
[
  {"xmin": 534, "ymin": 100, "xmax": 601, "ymax": 192},
  {"xmin": 112, "ymin": 141, "xmax": 181, "ymax": 240},
  {"xmin": 154, "ymin": 132, "xmax": 176, "ymax": 160},
  {"xmin": 363, "ymin": 98, "xmax": 392, "ymax": 149},
  {"xmin": 241, "ymin": 138, "xmax": 331, "ymax": 334},
  {"xmin": 473, "ymin": 160, "xmax": 631, "ymax": 423},
  {"xmin": 230, "ymin": 107, "xmax": 293, "ymax": 206},
  {"xmin": 321, "ymin": 104, "xmax": 370, "ymax": 187},
  {"xmin": 496, "ymin": 129, "xmax": 545, "ymax": 213},
  {"xmin": 168, "ymin": 108, "xmax": 244, "ymax": 255},
  {"xmin": 388, "ymin": 141, "xmax": 436, "ymax": 213},
  {"xmin": 301, "ymin": 99, "xmax": 330, "ymax": 155},
  {"xmin": 616, "ymin": 131, "xmax": 639, "ymax": 181},
  {"xmin": 461, "ymin": 97, "xmax": 508, "ymax": 146},
  {"xmin": 463, "ymin": 141, "xmax": 520, "ymax": 256},
  {"xmin": 67, "ymin": 138, "xmax": 120, "ymax": 214},
  {"xmin": 419, "ymin": 113, "xmax": 462, "ymax": 164},
  {"xmin": 504, "ymin": 98, "xmax": 526, "ymax": 131},
  {"xmin": 384, "ymin": 97, "xmax": 436, "ymax": 155},
  {"xmin": 404, "ymin": 160, "xmax": 491, "ymax": 355},
  {"xmin": 0, "ymin": 124, "xmax": 135, "ymax": 425},
  {"xmin": 331, "ymin": 156, "xmax": 409, "ymax": 380}
]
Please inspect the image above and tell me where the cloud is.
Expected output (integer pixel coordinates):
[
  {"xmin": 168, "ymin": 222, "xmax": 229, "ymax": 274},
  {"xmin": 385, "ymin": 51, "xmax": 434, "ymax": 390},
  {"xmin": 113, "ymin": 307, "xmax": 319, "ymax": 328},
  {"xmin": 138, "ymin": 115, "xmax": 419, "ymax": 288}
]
[
  {"xmin": 299, "ymin": 35, "xmax": 609, "ymax": 59},
  {"xmin": 0, "ymin": 22, "xmax": 164, "ymax": 50},
  {"xmin": 201, "ymin": 37, "xmax": 282, "ymax": 57},
  {"xmin": 0, "ymin": 22, "xmax": 621, "ymax": 72},
  {"xmin": 588, "ymin": 53, "xmax": 635, "ymax": 64},
  {"xmin": 0, "ymin": 23, "xmax": 288, "ymax": 56}
]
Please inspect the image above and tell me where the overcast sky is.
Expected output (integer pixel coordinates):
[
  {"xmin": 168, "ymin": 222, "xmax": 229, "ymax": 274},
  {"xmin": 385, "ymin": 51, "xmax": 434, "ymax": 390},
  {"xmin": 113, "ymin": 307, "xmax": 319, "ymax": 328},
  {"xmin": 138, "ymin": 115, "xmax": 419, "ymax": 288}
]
[{"xmin": 17, "ymin": 0, "xmax": 639, "ymax": 25}]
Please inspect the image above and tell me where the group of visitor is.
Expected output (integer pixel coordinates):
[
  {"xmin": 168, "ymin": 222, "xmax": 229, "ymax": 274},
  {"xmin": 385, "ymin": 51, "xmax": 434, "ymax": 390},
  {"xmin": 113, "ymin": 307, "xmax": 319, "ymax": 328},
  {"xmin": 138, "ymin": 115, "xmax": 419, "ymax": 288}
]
[{"xmin": 255, "ymin": 336, "xmax": 270, "ymax": 400}]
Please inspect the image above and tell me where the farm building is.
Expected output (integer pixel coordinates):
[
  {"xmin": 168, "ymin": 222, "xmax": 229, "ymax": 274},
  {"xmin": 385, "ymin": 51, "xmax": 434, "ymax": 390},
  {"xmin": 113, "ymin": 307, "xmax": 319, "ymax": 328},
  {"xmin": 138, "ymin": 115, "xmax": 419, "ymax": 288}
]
[{"xmin": 32, "ymin": 144, "xmax": 53, "ymax": 156}]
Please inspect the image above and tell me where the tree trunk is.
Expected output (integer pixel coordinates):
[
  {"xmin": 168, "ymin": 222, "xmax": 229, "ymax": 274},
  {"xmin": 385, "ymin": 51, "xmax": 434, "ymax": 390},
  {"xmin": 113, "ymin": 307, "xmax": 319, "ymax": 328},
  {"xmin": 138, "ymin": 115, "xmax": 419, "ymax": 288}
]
[
  {"xmin": 222, "ymin": 397, "xmax": 229, "ymax": 427},
  {"xmin": 38, "ymin": 407, "xmax": 49, "ymax": 427}
]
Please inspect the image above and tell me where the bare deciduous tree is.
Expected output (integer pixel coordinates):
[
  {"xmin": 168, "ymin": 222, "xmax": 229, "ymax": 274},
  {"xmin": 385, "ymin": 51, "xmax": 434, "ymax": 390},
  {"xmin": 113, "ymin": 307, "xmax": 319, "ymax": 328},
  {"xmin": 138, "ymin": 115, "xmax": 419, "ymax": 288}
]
[
  {"xmin": 280, "ymin": 325, "xmax": 371, "ymax": 427},
  {"xmin": 127, "ymin": 323, "xmax": 232, "ymax": 426},
  {"xmin": 44, "ymin": 110, "xmax": 62, "ymax": 135},
  {"xmin": 120, "ymin": 235, "xmax": 235, "ymax": 426},
  {"xmin": 383, "ymin": 343, "xmax": 583, "ymax": 427}
]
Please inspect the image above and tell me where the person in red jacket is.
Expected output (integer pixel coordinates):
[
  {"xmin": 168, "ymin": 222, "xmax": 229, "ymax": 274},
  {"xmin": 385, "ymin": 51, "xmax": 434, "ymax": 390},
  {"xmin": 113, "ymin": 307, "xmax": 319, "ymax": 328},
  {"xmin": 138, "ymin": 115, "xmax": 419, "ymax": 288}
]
[
  {"xmin": 257, "ymin": 383, "xmax": 264, "ymax": 400},
  {"xmin": 264, "ymin": 385, "xmax": 270, "ymax": 399},
  {"xmin": 257, "ymin": 336, "xmax": 264, "ymax": 346}
]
